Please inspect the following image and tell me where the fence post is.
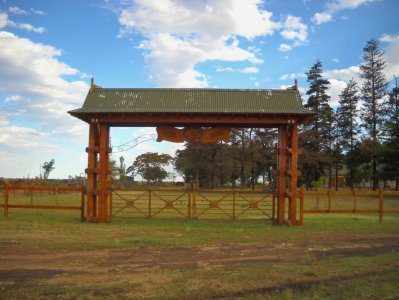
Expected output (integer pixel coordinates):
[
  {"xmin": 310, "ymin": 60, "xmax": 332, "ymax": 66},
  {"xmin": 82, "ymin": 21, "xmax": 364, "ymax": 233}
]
[
  {"xmin": 379, "ymin": 189, "xmax": 384, "ymax": 224},
  {"xmin": 188, "ymin": 189, "xmax": 192, "ymax": 219},
  {"xmin": 4, "ymin": 184, "xmax": 9, "ymax": 217},
  {"xmin": 327, "ymin": 190, "xmax": 331, "ymax": 213},
  {"xmin": 192, "ymin": 187, "xmax": 197, "ymax": 219},
  {"xmin": 148, "ymin": 190, "xmax": 152, "ymax": 218},
  {"xmin": 232, "ymin": 190, "xmax": 236, "ymax": 220},
  {"xmin": 353, "ymin": 190, "xmax": 357, "ymax": 212},
  {"xmin": 272, "ymin": 191, "xmax": 275, "ymax": 221},
  {"xmin": 108, "ymin": 177, "xmax": 113, "ymax": 217},
  {"xmin": 30, "ymin": 184, "xmax": 33, "ymax": 207},
  {"xmin": 80, "ymin": 186, "xmax": 85, "ymax": 222},
  {"xmin": 299, "ymin": 188, "xmax": 304, "ymax": 225}
]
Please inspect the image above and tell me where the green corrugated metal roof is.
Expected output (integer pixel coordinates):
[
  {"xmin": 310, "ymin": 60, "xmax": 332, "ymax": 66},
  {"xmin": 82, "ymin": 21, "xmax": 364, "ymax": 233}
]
[{"xmin": 69, "ymin": 87, "xmax": 311, "ymax": 115}]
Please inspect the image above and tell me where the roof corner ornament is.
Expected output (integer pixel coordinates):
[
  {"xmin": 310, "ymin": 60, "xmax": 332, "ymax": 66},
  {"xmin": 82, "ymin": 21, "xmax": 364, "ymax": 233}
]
[
  {"xmin": 89, "ymin": 77, "xmax": 102, "ymax": 93},
  {"xmin": 294, "ymin": 79, "xmax": 298, "ymax": 91},
  {"xmin": 90, "ymin": 77, "xmax": 95, "ymax": 93}
]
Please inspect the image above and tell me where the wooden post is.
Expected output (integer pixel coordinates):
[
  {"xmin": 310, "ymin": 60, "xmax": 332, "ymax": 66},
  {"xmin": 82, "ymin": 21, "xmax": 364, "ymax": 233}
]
[
  {"xmin": 289, "ymin": 124, "xmax": 298, "ymax": 225},
  {"xmin": 299, "ymin": 187, "xmax": 304, "ymax": 225},
  {"xmin": 86, "ymin": 122, "xmax": 98, "ymax": 221},
  {"xmin": 30, "ymin": 185, "xmax": 33, "ymax": 207},
  {"xmin": 148, "ymin": 190, "xmax": 152, "ymax": 218},
  {"xmin": 353, "ymin": 190, "xmax": 357, "ymax": 213},
  {"xmin": 97, "ymin": 123, "xmax": 110, "ymax": 222},
  {"xmin": 232, "ymin": 190, "xmax": 236, "ymax": 220},
  {"xmin": 80, "ymin": 186, "xmax": 85, "ymax": 222},
  {"xmin": 379, "ymin": 189, "xmax": 384, "ymax": 224},
  {"xmin": 192, "ymin": 189, "xmax": 197, "ymax": 219},
  {"xmin": 272, "ymin": 191, "xmax": 275, "ymax": 221},
  {"xmin": 277, "ymin": 126, "xmax": 288, "ymax": 224},
  {"xmin": 188, "ymin": 190, "xmax": 192, "ymax": 219},
  {"xmin": 4, "ymin": 184, "xmax": 9, "ymax": 217},
  {"xmin": 109, "ymin": 177, "xmax": 113, "ymax": 217}
]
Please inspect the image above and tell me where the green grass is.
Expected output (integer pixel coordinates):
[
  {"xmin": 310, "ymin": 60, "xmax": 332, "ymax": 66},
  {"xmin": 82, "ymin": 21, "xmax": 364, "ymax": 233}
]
[
  {"xmin": 1, "ymin": 209, "xmax": 399, "ymax": 252},
  {"xmin": 1, "ymin": 190, "xmax": 399, "ymax": 299}
]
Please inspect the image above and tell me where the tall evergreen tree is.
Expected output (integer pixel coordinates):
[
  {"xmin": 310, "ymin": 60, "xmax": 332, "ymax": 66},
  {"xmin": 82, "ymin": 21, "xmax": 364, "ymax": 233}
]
[
  {"xmin": 300, "ymin": 60, "xmax": 332, "ymax": 190},
  {"xmin": 304, "ymin": 60, "xmax": 332, "ymax": 141},
  {"xmin": 360, "ymin": 39, "xmax": 388, "ymax": 190},
  {"xmin": 380, "ymin": 79, "xmax": 399, "ymax": 189},
  {"xmin": 337, "ymin": 79, "xmax": 360, "ymax": 190}
]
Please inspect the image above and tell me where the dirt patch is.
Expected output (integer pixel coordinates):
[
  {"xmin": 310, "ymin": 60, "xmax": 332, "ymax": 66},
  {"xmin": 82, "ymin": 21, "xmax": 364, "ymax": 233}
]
[{"xmin": 1, "ymin": 233, "xmax": 398, "ymax": 273}]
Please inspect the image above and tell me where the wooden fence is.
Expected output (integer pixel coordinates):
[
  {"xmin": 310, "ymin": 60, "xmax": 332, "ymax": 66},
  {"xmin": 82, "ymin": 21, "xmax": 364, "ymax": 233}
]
[
  {"xmin": 110, "ymin": 188, "xmax": 274, "ymax": 221},
  {"xmin": 1, "ymin": 184, "xmax": 398, "ymax": 224},
  {"xmin": 0, "ymin": 185, "xmax": 85, "ymax": 221},
  {"xmin": 299, "ymin": 189, "xmax": 399, "ymax": 224}
]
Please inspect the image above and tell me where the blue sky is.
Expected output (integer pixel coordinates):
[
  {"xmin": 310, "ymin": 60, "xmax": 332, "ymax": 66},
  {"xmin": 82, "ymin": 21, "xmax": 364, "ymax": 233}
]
[{"xmin": 0, "ymin": 0, "xmax": 398, "ymax": 179}]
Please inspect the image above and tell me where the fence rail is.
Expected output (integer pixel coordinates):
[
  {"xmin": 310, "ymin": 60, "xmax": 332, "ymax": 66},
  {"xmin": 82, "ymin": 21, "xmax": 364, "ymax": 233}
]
[
  {"xmin": 299, "ymin": 189, "xmax": 399, "ymax": 224},
  {"xmin": 0, "ymin": 185, "xmax": 85, "ymax": 221},
  {"xmin": 1, "ymin": 184, "xmax": 398, "ymax": 224}
]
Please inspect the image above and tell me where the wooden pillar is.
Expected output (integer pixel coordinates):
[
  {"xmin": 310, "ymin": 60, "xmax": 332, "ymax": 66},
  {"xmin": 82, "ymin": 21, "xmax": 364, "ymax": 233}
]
[
  {"xmin": 86, "ymin": 122, "xmax": 99, "ymax": 222},
  {"xmin": 98, "ymin": 123, "xmax": 110, "ymax": 222},
  {"xmin": 277, "ymin": 126, "xmax": 288, "ymax": 224},
  {"xmin": 288, "ymin": 124, "xmax": 298, "ymax": 225}
]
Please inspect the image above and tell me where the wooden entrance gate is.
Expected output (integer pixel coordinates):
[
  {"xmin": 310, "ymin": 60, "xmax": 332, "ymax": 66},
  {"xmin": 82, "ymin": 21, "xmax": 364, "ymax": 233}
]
[
  {"xmin": 110, "ymin": 187, "xmax": 274, "ymax": 221},
  {"xmin": 69, "ymin": 79, "xmax": 314, "ymax": 224}
]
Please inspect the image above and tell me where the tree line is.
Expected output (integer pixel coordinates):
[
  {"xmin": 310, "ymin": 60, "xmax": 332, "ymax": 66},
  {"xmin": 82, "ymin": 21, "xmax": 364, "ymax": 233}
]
[{"xmin": 113, "ymin": 39, "xmax": 398, "ymax": 191}]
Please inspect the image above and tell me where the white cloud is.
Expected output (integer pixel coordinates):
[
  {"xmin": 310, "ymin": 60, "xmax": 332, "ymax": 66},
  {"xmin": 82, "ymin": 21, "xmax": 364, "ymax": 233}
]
[
  {"xmin": 0, "ymin": 13, "xmax": 8, "ymax": 28},
  {"xmin": 30, "ymin": 8, "xmax": 45, "ymax": 16},
  {"xmin": 324, "ymin": 65, "xmax": 361, "ymax": 81},
  {"xmin": 117, "ymin": 0, "xmax": 278, "ymax": 87},
  {"xmin": 278, "ymin": 43, "xmax": 292, "ymax": 52},
  {"xmin": 9, "ymin": 6, "xmax": 28, "ymax": 15},
  {"xmin": 0, "ymin": 11, "xmax": 46, "ymax": 33},
  {"xmin": 0, "ymin": 31, "xmax": 89, "ymax": 178},
  {"xmin": 332, "ymin": 57, "xmax": 340, "ymax": 63},
  {"xmin": 311, "ymin": 12, "xmax": 332, "ymax": 25},
  {"xmin": 216, "ymin": 66, "xmax": 234, "ymax": 72},
  {"xmin": 14, "ymin": 22, "xmax": 46, "ymax": 33},
  {"xmin": 326, "ymin": 78, "xmax": 348, "ymax": 107},
  {"xmin": 242, "ymin": 67, "xmax": 259, "ymax": 73},
  {"xmin": 313, "ymin": 0, "xmax": 377, "ymax": 25},
  {"xmin": 280, "ymin": 15, "xmax": 308, "ymax": 43},
  {"xmin": 380, "ymin": 33, "xmax": 399, "ymax": 77},
  {"xmin": 5, "ymin": 95, "xmax": 21, "ymax": 102},
  {"xmin": 279, "ymin": 72, "xmax": 306, "ymax": 80},
  {"xmin": 326, "ymin": 0, "xmax": 377, "ymax": 13}
]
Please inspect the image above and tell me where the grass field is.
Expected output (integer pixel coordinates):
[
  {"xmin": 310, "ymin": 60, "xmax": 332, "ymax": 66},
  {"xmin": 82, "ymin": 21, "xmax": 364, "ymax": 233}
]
[{"xmin": 0, "ymin": 189, "xmax": 399, "ymax": 299}]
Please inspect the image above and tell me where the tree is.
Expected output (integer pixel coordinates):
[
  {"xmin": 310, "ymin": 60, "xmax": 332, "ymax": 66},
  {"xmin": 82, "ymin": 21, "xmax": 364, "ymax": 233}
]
[
  {"xmin": 380, "ymin": 78, "xmax": 399, "ymax": 189},
  {"xmin": 300, "ymin": 60, "xmax": 333, "ymax": 190},
  {"xmin": 337, "ymin": 79, "xmax": 360, "ymax": 190},
  {"xmin": 132, "ymin": 152, "xmax": 173, "ymax": 183},
  {"xmin": 42, "ymin": 159, "xmax": 55, "ymax": 179},
  {"xmin": 175, "ymin": 142, "xmax": 233, "ymax": 188},
  {"xmin": 360, "ymin": 38, "xmax": 388, "ymax": 190},
  {"xmin": 109, "ymin": 159, "xmax": 118, "ymax": 179},
  {"xmin": 304, "ymin": 60, "xmax": 332, "ymax": 144}
]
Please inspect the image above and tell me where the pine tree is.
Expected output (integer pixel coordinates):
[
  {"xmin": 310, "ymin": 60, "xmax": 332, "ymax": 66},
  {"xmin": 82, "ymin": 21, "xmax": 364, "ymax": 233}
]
[
  {"xmin": 360, "ymin": 39, "xmax": 388, "ymax": 190},
  {"xmin": 300, "ymin": 60, "xmax": 333, "ymax": 190},
  {"xmin": 380, "ymin": 79, "xmax": 399, "ymax": 189},
  {"xmin": 337, "ymin": 79, "xmax": 360, "ymax": 190}
]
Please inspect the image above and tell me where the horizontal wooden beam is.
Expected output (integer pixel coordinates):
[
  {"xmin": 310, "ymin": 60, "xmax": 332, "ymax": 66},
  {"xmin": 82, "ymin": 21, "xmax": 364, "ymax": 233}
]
[
  {"xmin": 6, "ymin": 204, "xmax": 81, "ymax": 210},
  {"xmin": 71, "ymin": 113, "xmax": 310, "ymax": 128},
  {"xmin": 5, "ymin": 186, "xmax": 82, "ymax": 192}
]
